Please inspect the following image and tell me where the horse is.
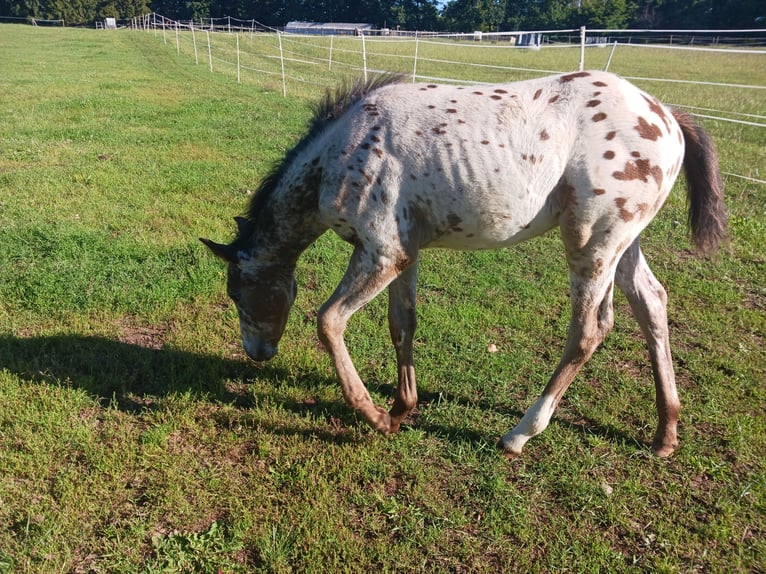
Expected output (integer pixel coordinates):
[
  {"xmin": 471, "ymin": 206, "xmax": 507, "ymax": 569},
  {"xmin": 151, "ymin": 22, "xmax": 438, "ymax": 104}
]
[{"xmin": 201, "ymin": 71, "xmax": 726, "ymax": 458}]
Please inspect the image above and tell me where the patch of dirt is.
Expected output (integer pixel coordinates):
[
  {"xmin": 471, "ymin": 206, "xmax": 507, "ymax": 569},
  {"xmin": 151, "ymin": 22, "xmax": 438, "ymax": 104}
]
[{"xmin": 116, "ymin": 316, "xmax": 168, "ymax": 350}]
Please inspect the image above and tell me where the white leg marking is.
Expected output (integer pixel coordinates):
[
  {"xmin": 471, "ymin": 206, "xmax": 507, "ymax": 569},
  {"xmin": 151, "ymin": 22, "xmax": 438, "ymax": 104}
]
[{"xmin": 500, "ymin": 394, "xmax": 557, "ymax": 454}]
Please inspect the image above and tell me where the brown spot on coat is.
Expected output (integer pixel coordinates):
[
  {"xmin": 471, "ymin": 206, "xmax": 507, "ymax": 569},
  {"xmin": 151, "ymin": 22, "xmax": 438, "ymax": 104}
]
[
  {"xmin": 540, "ymin": 129, "xmax": 550, "ymax": 141},
  {"xmin": 615, "ymin": 197, "xmax": 634, "ymax": 222},
  {"xmin": 592, "ymin": 112, "xmax": 607, "ymax": 122},
  {"xmin": 612, "ymin": 158, "xmax": 664, "ymax": 188},
  {"xmin": 635, "ymin": 116, "xmax": 662, "ymax": 141},
  {"xmin": 490, "ymin": 95, "xmax": 502, "ymax": 100},
  {"xmin": 587, "ymin": 99, "xmax": 601, "ymax": 107},
  {"xmin": 593, "ymin": 81, "xmax": 608, "ymax": 87},
  {"xmin": 605, "ymin": 131, "xmax": 616, "ymax": 140},
  {"xmin": 447, "ymin": 213, "xmax": 462, "ymax": 229},
  {"xmin": 373, "ymin": 148, "xmax": 383, "ymax": 158},
  {"xmin": 481, "ymin": 140, "xmax": 490, "ymax": 145},
  {"xmin": 642, "ymin": 94, "xmax": 671, "ymax": 131},
  {"xmin": 446, "ymin": 108, "xmax": 458, "ymax": 113},
  {"xmin": 560, "ymin": 71, "xmax": 591, "ymax": 82},
  {"xmin": 593, "ymin": 188, "xmax": 606, "ymax": 195},
  {"xmin": 533, "ymin": 88, "xmax": 543, "ymax": 100},
  {"xmin": 494, "ymin": 89, "xmax": 508, "ymax": 94},
  {"xmin": 603, "ymin": 150, "xmax": 615, "ymax": 160},
  {"xmin": 548, "ymin": 95, "xmax": 560, "ymax": 104}
]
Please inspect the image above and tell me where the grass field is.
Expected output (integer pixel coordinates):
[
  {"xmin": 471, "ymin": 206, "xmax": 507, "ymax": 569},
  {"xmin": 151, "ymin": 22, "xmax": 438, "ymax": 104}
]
[{"xmin": 0, "ymin": 25, "xmax": 764, "ymax": 573}]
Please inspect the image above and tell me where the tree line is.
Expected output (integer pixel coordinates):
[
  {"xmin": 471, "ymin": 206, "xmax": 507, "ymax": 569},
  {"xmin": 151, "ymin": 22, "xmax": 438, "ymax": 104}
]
[{"xmin": 1, "ymin": 0, "xmax": 761, "ymax": 31}]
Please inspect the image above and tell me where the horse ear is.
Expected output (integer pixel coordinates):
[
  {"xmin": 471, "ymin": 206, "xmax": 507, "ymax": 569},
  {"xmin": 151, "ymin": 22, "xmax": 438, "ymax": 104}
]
[
  {"xmin": 234, "ymin": 216, "xmax": 251, "ymax": 236},
  {"xmin": 200, "ymin": 238, "xmax": 239, "ymax": 263}
]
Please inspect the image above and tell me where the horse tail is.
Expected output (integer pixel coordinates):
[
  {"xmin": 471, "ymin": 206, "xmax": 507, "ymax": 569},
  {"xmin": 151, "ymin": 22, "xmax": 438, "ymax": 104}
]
[{"xmin": 672, "ymin": 109, "xmax": 728, "ymax": 254}]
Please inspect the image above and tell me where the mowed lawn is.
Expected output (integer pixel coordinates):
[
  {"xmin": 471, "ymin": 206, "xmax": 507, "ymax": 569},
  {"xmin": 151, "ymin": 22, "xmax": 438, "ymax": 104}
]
[{"xmin": 0, "ymin": 25, "xmax": 764, "ymax": 573}]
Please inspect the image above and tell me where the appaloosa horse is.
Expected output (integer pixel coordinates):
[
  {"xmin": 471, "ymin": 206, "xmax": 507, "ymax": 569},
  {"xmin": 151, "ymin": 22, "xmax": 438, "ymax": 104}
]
[{"xmin": 202, "ymin": 71, "xmax": 726, "ymax": 457}]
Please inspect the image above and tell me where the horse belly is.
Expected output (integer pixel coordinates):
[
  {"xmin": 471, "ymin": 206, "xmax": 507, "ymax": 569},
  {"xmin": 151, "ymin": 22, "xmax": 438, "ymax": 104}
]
[{"xmin": 420, "ymin": 194, "xmax": 558, "ymax": 250}]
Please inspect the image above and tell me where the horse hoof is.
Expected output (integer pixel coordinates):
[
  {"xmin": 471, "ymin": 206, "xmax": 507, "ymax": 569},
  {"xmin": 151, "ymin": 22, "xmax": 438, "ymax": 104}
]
[
  {"xmin": 651, "ymin": 441, "xmax": 677, "ymax": 458},
  {"xmin": 369, "ymin": 407, "xmax": 393, "ymax": 435},
  {"xmin": 496, "ymin": 437, "xmax": 522, "ymax": 460}
]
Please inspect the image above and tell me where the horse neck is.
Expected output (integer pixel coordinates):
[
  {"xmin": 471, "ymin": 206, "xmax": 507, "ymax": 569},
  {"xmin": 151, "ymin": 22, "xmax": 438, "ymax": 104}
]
[{"xmin": 248, "ymin": 174, "xmax": 325, "ymax": 265}]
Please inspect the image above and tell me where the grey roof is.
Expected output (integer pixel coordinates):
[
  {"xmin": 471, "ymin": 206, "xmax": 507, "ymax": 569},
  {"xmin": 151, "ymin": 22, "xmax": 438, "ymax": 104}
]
[{"xmin": 285, "ymin": 21, "xmax": 372, "ymax": 31}]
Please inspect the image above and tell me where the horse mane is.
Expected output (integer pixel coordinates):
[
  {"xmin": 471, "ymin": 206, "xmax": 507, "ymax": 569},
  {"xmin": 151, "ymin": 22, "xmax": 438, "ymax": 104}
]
[{"xmin": 241, "ymin": 74, "xmax": 406, "ymax": 235}]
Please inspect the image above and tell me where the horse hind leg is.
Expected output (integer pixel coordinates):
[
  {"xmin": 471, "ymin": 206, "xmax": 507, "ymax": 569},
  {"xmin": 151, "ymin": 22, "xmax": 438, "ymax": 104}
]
[
  {"xmin": 616, "ymin": 239, "xmax": 679, "ymax": 457},
  {"xmin": 387, "ymin": 263, "xmax": 419, "ymax": 432},
  {"xmin": 499, "ymin": 243, "xmax": 618, "ymax": 457}
]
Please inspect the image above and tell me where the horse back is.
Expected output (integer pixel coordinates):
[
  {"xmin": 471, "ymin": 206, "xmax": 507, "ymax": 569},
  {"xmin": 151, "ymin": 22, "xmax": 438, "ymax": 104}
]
[{"xmin": 311, "ymin": 71, "xmax": 685, "ymax": 253}]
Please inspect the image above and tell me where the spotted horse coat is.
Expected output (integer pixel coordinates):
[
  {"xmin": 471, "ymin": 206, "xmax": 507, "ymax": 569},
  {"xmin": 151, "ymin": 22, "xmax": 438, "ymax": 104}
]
[{"xmin": 202, "ymin": 70, "xmax": 727, "ymax": 458}]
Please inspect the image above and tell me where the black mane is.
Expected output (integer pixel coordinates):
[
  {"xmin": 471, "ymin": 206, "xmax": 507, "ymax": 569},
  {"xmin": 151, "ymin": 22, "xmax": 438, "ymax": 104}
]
[{"xmin": 239, "ymin": 74, "xmax": 405, "ymax": 239}]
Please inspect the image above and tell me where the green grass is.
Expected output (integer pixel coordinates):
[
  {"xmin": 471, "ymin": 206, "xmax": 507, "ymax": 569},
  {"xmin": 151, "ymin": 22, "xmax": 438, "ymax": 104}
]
[{"xmin": 0, "ymin": 25, "xmax": 764, "ymax": 573}]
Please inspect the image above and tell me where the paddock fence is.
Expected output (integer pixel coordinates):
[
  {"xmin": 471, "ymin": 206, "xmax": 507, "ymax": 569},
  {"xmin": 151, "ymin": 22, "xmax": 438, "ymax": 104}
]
[{"xmin": 130, "ymin": 14, "xmax": 764, "ymax": 185}]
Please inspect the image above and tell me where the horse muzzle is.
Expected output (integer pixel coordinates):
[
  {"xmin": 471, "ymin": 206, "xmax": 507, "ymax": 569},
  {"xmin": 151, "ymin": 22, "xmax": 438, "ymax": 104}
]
[{"xmin": 243, "ymin": 338, "xmax": 278, "ymax": 362}]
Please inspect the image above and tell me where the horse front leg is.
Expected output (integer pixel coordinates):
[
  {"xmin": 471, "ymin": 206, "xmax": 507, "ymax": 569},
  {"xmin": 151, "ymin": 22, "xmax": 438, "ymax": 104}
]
[
  {"xmin": 387, "ymin": 262, "xmax": 419, "ymax": 433},
  {"xmin": 616, "ymin": 240, "xmax": 679, "ymax": 457},
  {"xmin": 317, "ymin": 247, "xmax": 403, "ymax": 435}
]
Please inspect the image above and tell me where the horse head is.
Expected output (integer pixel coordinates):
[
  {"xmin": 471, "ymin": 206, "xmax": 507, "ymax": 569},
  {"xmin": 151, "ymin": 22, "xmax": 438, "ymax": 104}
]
[{"xmin": 201, "ymin": 218, "xmax": 297, "ymax": 362}]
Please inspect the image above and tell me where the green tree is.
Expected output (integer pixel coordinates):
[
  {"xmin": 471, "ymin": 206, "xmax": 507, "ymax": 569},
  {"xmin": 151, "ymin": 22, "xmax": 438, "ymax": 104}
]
[
  {"xmin": 576, "ymin": 0, "xmax": 635, "ymax": 28},
  {"xmin": 442, "ymin": 0, "xmax": 507, "ymax": 31}
]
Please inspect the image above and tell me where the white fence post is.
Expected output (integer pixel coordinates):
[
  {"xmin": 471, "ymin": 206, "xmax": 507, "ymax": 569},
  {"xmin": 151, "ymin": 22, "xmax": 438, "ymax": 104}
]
[
  {"xmin": 412, "ymin": 36, "xmax": 419, "ymax": 82},
  {"xmin": 236, "ymin": 33, "xmax": 241, "ymax": 83},
  {"xmin": 361, "ymin": 32, "xmax": 368, "ymax": 82},
  {"xmin": 329, "ymin": 35, "xmax": 334, "ymax": 70},
  {"xmin": 175, "ymin": 20, "xmax": 180, "ymax": 54},
  {"xmin": 278, "ymin": 31, "xmax": 287, "ymax": 97},
  {"xmin": 605, "ymin": 40, "xmax": 617, "ymax": 71},
  {"xmin": 191, "ymin": 23, "xmax": 198, "ymax": 64},
  {"xmin": 207, "ymin": 31, "xmax": 213, "ymax": 72},
  {"xmin": 579, "ymin": 26, "xmax": 586, "ymax": 71}
]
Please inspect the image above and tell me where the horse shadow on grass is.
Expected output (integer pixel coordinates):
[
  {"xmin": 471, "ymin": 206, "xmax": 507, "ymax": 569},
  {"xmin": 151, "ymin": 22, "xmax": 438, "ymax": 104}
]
[
  {"xmin": 0, "ymin": 333, "xmax": 260, "ymax": 410},
  {"xmin": 0, "ymin": 333, "xmax": 643, "ymax": 451},
  {"xmin": 0, "ymin": 333, "xmax": 384, "ymax": 444}
]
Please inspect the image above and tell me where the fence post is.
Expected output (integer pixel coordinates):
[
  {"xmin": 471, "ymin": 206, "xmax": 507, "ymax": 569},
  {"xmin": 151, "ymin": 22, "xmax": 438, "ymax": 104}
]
[
  {"xmin": 277, "ymin": 31, "xmax": 287, "ymax": 97},
  {"xmin": 412, "ymin": 36, "xmax": 419, "ymax": 82},
  {"xmin": 207, "ymin": 31, "xmax": 213, "ymax": 72},
  {"xmin": 175, "ymin": 20, "xmax": 180, "ymax": 54},
  {"xmin": 329, "ymin": 35, "xmax": 334, "ymax": 70},
  {"xmin": 605, "ymin": 40, "xmax": 617, "ymax": 71},
  {"xmin": 236, "ymin": 33, "xmax": 241, "ymax": 83},
  {"xmin": 361, "ymin": 32, "xmax": 368, "ymax": 82},
  {"xmin": 191, "ymin": 23, "xmax": 198, "ymax": 64},
  {"xmin": 578, "ymin": 26, "xmax": 586, "ymax": 71}
]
